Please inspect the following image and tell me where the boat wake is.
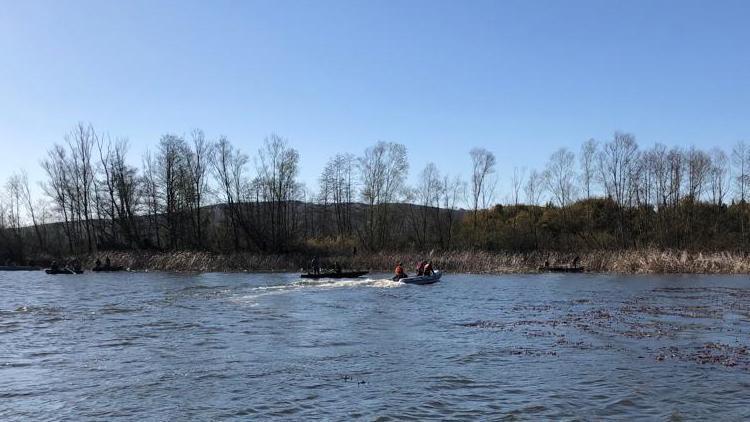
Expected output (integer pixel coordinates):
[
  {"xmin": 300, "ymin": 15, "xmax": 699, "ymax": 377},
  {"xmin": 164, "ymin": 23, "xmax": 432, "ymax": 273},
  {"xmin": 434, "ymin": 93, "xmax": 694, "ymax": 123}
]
[
  {"xmin": 293, "ymin": 277, "xmax": 402, "ymax": 289},
  {"xmin": 231, "ymin": 277, "xmax": 403, "ymax": 303}
]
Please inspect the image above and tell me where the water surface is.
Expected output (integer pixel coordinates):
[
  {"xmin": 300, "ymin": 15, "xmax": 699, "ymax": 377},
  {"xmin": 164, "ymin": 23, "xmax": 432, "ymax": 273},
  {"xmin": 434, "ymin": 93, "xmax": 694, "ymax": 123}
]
[{"xmin": 2, "ymin": 271, "xmax": 750, "ymax": 420}]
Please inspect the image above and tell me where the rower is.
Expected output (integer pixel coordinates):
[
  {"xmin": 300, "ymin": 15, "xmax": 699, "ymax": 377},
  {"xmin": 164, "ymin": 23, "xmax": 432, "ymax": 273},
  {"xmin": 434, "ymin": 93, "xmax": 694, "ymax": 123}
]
[
  {"xmin": 395, "ymin": 262, "xmax": 407, "ymax": 279},
  {"xmin": 424, "ymin": 261, "xmax": 434, "ymax": 276},
  {"xmin": 311, "ymin": 256, "xmax": 321, "ymax": 275},
  {"xmin": 416, "ymin": 261, "xmax": 426, "ymax": 276}
]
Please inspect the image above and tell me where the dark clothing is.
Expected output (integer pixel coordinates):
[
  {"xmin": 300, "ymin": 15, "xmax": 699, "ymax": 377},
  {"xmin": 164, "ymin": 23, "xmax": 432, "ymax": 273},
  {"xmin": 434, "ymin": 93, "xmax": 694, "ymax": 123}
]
[{"xmin": 311, "ymin": 257, "xmax": 320, "ymax": 275}]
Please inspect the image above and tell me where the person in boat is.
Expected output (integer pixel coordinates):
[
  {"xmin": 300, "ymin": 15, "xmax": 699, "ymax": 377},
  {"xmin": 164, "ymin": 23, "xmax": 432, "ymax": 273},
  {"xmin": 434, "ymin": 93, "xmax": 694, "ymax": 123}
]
[
  {"xmin": 394, "ymin": 262, "xmax": 407, "ymax": 280},
  {"xmin": 572, "ymin": 256, "xmax": 580, "ymax": 268},
  {"xmin": 105, "ymin": 256, "xmax": 112, "ymax": 268},
  {"xmin": 95, "ymin": 258, "xmax": 102, "ymax": 270},
  {"xmin": 423, "ymin": 261, "xmax": 434, "ymax": 276},
  {"xmin": 311, "ymin": 256, "xmax": 320, "ymax": 275},
  {"xmin": 334, "ymin": 262, "xmax": 342, "ymax": 274},
  {"xmin": 51, "ymin": 260, "xmax": 59, "ymax": 271},
  {"xmin": 416, "ymin": 261, "xmax": 426, "ymax": 276}
]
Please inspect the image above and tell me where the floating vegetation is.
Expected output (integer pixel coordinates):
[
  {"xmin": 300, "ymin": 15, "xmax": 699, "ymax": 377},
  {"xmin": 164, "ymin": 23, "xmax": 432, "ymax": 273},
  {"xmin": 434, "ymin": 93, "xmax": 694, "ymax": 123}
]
[{"xmin": 462, "ymin": 286, "xmax": 750, "ymax": 371}]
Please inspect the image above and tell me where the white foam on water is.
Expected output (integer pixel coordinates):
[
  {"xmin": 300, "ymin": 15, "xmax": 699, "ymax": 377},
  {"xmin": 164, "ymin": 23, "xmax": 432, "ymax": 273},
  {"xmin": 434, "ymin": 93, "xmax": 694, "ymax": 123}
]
[
  {"xmin": 230, "ymin": 277, "xmax": 403, "ymax": 303},
  {"xmin": 366, "ymin": 278, "xmax": 404, "ymax": 288},
  {"xmin": 293, "ymin": 277, "xmax": 403, "ymax": 289}
]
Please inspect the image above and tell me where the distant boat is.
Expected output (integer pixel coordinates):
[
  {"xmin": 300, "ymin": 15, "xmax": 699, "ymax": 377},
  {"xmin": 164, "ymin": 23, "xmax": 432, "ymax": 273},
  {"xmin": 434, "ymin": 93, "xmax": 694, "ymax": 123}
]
[
  {"xmin": 539, "ymin": 266, "xmax": 584, "ymax": 273},
  {"xmin": 395, "ymin": 271, "xmax": 442, "ymax": 285},
  {"xmin": 0, "ymin": 265, "xmax": 42, "ymax": 271},
  {"xmin": 45, "ymin": 268, "xmax": 84, "ymax": 275},
  {"xmin": 300, "ymin": 270, "xmax": 369, "ymax": 279}
]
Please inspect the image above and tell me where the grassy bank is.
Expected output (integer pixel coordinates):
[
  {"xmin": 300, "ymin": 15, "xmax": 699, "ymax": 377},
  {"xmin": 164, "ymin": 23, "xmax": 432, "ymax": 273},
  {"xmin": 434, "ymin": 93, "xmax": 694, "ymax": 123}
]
[{"xmin": 51, "ymin": 249, "xmax": 750, "ymax": 274}]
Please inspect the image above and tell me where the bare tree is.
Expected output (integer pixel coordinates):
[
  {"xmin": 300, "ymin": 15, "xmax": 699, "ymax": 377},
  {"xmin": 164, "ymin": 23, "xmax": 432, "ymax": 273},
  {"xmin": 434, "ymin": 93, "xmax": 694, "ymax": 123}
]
[
  {"xmin": 1, "ymin": 175, "xmax": 25, "ymax": 261},
  {"xmin": 438, "ymin": 174, "xmax": 465, "ymax": 249},
  {"xmin": 256, "ymin": 134, "xmax": 301, "ymax": 252},
  {"xmin": 41, "ymin": 144, "xmax": 75, "ymax": 252},
  {"xmin": 524, "ymin": 170, "xmax": 544, "ymax": 206},
  {"xmin": 598, "ymin": 132, "xmax": 638, "ymax": 206},
  {"xmin": 14, "ymin": 170, "xmax": 45, "ymax": 251},
  {"xmin": 4, "ymin": 175, "xmax": 23, "ymax": 234},
  {"xmin": 510, "ymin": 166, "xmax": 526, "ymax": 206},
  {"xmin": 647, "ymin": 143, "xmax": 669, "ymax": 208},
  {"xmin": 141, "ymin": 150, "xmax": 161, "ymax": 248},
  {"xmin": 544, "ymin": 148, "xmax": 577, "ymax": 207},
  {"xmin": 709, "ymin": 148, "xmax": 729, "ymax": 205},
  {"xmin": 185, "ymin": 129, "xmax": 212, "ymax": 247},
  {"xmin": 580, "ymin": 138, "xmax": 598, "ymax": 199},
  {"xmin": 667, "ymin": 147, "xmax": 683, "ymax": 207},
  {"xmin": 66, "ymin": 123, "xmax": 96, "ymax": 251},
  {"xmin": 685, "ymin": 146, "xmax": 711, "ymax": 202},
  {"xmin": 408, "ymin": 162, "xmax": 442, "ymax": 248},
  {"xmin": 319, "ymin": 153, "xmax": 356, "ymax": 237},
  {"xmin": 523, "ymin": 169, "xmax": 545, "ymax": 249},
  {"xmin": 469, "ymin": 148, "xmax": 496, "ymax": 227},
  {"xmin": 359, "ymin": 141, "xmax": 408, "ymax": 250},
  {"xmin": 156, "ymin": 134, "xmax": 189, "ymax": 248},
  {"xmin": 732, "ymin": 141, "xmax": 749, "ymax": 202},
  {"xmin": 211, "ymin": 137, "xmax": 264, "ymax": 250}
]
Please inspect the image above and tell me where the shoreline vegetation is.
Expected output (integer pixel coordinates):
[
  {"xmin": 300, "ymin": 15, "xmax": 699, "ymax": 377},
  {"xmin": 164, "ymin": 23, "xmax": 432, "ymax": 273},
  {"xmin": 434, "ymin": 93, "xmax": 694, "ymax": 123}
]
[
  {"xmin": 6, "ymin": 125, "xmax": 750, "ymax": 276},
  {"xmin": 31, "ymin": 249, "xmax": 750, "ymax": 274}
]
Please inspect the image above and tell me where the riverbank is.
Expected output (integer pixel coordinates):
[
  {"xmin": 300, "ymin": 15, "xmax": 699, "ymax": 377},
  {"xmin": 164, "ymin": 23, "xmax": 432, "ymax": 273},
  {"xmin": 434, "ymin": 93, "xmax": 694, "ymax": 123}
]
[{"xmin": 32, "ymin": 249, "xmax": 750, "ymax": 274}]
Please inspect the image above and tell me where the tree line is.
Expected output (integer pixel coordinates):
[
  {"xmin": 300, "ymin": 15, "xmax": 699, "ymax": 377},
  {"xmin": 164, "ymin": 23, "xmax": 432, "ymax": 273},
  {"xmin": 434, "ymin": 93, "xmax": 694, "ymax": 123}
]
[{"xmin": 1, "ymin": 124, "xmax": 750, "ymax": 262}]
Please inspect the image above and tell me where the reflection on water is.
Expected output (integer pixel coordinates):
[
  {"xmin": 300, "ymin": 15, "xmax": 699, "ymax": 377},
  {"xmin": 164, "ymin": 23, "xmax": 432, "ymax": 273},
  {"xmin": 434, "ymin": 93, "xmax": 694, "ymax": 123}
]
[{"xmin": 1, "ymin": 272, "xmax": 750, "ymax": 419}]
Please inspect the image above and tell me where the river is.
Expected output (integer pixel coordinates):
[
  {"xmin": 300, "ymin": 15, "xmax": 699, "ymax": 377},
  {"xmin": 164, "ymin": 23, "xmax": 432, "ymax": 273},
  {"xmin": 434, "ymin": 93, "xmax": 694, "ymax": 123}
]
[{"xmin": 1, "ymin": 271, "xmax": 749, "ymax": 420}]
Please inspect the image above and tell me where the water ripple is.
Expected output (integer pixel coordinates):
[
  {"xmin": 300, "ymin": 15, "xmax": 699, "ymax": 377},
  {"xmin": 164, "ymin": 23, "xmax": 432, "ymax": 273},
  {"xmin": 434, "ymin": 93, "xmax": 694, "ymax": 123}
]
[{"xmin": 2, "ymin": 272, "xmax": 750, "ymax": 419}]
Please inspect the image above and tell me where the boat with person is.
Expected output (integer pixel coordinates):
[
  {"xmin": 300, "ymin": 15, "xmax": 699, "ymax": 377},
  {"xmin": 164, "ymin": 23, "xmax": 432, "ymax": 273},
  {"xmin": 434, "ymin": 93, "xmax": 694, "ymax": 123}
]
[
  {"xmin": 300, "ymin": 270, "xmax": 369, "ymax": 279},
  {"xmin": 45, "ymin": 268, "xmax": 84, "ymax": 275},
  {"xmin": 392, "ymin": 260, "xmax": 442, "ymax": 285},
  {"xmin": 45, "ymin": 260, "xmax": 83, "ymax": 275},
  {"xmin": 538, "ymin": 256, "xmax": 584, "ymax": 273},
  {"xmin": 394, "ymin": 270, "xmax": 442, "ymax": 285}
]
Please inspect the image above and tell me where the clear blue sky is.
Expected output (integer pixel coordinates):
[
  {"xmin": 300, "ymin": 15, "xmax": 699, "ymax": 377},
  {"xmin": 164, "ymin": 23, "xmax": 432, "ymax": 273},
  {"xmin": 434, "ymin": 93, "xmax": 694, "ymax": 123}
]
[{"xmin": 1, "ymin": 0, "xmax": 749, "ymax": 198}]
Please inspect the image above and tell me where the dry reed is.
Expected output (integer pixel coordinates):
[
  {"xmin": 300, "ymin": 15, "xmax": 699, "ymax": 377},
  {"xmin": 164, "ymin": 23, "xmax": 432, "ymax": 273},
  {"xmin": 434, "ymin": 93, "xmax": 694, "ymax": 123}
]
[{"xmin": 70, "ymin": 249, "xmax": 750, "ymax": 274}]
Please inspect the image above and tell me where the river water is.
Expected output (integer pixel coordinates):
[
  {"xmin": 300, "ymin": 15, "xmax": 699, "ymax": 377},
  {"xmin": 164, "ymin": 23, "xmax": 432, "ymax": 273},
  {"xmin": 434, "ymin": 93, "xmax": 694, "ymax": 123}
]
[{"xmin": 1, "ymin": 271, "xmax": 750, "ymax": 420}]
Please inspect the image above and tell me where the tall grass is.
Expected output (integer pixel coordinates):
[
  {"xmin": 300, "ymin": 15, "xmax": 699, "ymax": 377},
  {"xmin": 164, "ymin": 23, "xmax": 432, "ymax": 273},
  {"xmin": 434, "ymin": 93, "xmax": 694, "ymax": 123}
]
[{"xmin": 74, "ymin": 249, "xmax": 750, "ymax": 274}]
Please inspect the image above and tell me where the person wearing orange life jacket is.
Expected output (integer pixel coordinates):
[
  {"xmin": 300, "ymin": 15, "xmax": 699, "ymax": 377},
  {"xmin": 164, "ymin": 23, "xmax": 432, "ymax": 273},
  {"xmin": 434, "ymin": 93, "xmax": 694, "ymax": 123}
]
[
  {"xmin": 416, "ymin": 261, "xmax": 426, "ymax": 276},
  {"xmin": 394, "ymin": 262, "xmax": 407, "ymax": 280},
  {"xmin": 423, "ymin": 261, "xmax": 434, "ymax": 276}
]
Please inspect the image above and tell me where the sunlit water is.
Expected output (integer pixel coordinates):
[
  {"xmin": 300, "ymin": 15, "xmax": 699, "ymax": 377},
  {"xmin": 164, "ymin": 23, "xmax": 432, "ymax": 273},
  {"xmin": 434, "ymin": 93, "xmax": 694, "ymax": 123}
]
[{"xmin": 2, "ymin": 271, "xmax": 750, "ymax": 420}]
